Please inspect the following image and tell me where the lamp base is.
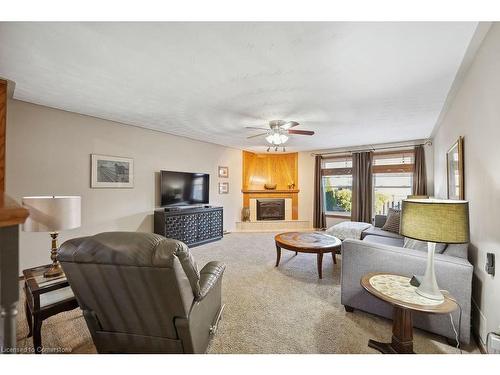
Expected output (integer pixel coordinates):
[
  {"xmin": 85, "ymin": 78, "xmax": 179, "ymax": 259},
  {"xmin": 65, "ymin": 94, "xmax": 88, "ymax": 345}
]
[
  {"xmin": 43, "ymin": 263, "xmax": 64, "ymax": 278},
  {"xmin": 416, "ymin": 287, "xmax": 444, "ymax": 301},
  {"xmin": 44, "ymin": 232, "xmax": 64, "ymax": 278},
  {"xmin": 415, "ymin": 242, "xmax": 444, "ymax": 301}
]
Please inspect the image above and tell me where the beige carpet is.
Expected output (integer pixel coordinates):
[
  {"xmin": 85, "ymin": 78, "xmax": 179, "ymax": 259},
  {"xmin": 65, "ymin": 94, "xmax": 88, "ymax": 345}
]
[{"xmin": 16, "ymin": 232, "xmax": 478, "ymax": 354}]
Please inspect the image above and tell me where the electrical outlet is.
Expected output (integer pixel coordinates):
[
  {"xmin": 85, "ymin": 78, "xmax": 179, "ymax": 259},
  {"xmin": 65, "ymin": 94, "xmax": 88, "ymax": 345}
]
[{"xmin": 486, "ymin": 253, "xmax": 495, "ymax": 276}]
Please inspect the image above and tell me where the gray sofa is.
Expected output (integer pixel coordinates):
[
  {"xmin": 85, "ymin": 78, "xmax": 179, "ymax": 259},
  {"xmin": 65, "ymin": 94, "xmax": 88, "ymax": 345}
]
[
  {"xmin": 58, "ymin": 232, "xmax": 226, "ymax": 353},
  {"xmin": 341, "ymin": 215, "xmax": 473, "ymax": 344}
]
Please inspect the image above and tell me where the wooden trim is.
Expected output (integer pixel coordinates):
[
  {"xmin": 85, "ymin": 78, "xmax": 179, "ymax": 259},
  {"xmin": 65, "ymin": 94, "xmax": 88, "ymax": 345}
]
[
  {"xmin": 321, "ymin": 168, "xmax": 352, "ymax": 176},
  {"xmin": 373, "ymin": 164, "xmax": 414, "ymax": 174},
  {"xmin": 0, "ymin": 79, "xmax": 6, "ymax": 192},
  {"xmin": 325, "ymin": 213, "xmax": 352, "ymax": 219},
  {"xmin": 0, "ymin": 193, "xmax": 29, "ymax": 228},
  {"xmin": 373, "ymin": 149, "xmax": 415, "ymax": 158}
]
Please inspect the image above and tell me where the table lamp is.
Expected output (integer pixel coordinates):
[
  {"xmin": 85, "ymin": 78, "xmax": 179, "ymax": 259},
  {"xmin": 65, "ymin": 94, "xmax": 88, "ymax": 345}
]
[
  {"xmin": 22, "ymin": 196, "xmax": 81, "ymax": 278},
  {"xmin": 400, "ymin": 198, "xmax": 469, "ymax": 301}
]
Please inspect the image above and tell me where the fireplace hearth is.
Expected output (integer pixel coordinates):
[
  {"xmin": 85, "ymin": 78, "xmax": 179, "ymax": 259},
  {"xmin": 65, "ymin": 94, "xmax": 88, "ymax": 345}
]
[{"xmin": 256, "ymin": 199, "xmax": 285, "ymax": 221}]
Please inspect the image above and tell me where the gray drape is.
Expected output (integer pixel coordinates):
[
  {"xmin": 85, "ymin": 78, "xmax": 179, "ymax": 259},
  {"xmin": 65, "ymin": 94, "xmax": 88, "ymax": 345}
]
[
  {"xmin": 412, "ymin": 145, "xmax": 428, "ymax": 195},
  {"xmin": 313, "ymin": 155, "xmax": 326, "ymax": 229},
  {"xmin": 351, "ymin": 151, "xmax": 373, "ymax": 223}
]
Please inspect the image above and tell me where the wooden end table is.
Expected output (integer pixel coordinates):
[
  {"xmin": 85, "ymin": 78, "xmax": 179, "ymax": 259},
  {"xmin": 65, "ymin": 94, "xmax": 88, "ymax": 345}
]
[
  {"xmin": 23, "ymin": 264, "xmax": 79, "ymax": 354},
  {"xmin": 274, "ymin": 231, "xmax": 341, "ymax": 279},
  {"xmin": 361, "ymin": 272, "xmax": 457, "ymax": 354}
]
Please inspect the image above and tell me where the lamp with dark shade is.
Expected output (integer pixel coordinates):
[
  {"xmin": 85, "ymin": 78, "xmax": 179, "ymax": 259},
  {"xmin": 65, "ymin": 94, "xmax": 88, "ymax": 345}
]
[
  {"xmin": 400, "ymin": 198, "xmax": 469, "ymax": 301},
  {"xmin": 22, "ymin": 196, "xmax": 81, "ymax": 278}
]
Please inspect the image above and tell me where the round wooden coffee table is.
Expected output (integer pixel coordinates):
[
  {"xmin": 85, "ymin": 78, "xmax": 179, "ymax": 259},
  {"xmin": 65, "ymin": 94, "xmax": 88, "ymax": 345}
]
[
  {"xmin": 274, "ymin": 231, "xmax": 341, "ymax": 279},
  {"xmin": 361, "ymin": 272, "xmax": 458, "ymax": 354}
]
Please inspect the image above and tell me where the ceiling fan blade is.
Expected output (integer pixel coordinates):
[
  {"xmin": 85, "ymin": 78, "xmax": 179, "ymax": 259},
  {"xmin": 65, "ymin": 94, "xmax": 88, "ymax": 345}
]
[
  {"xmin": 245, "ymin": 126, "xmax": 269, "ymax": 131},
  {"xmin": 287, "ymin": 129, "xmax": 315, "ymax": 136},
  {"xmin": 280, "ymin": 121, "xmax": 300, "ymax": 130},
  {"xmin": 246, "ymin": 132, "xmax": 268, "ymax": 139}
]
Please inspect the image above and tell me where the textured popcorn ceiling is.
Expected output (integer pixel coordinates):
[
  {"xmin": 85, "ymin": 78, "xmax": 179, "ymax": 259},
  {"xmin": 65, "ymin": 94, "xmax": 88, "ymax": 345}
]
[{"xmin": 0, "ymin": 22, "xmax": 477, "ymax": 151}]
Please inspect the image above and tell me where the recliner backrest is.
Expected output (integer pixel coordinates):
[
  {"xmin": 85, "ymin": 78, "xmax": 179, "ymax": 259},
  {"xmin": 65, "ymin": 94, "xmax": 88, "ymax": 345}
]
[{"xmin": 58, "ymin": 232, "xmax": 198, "ymax": 340}]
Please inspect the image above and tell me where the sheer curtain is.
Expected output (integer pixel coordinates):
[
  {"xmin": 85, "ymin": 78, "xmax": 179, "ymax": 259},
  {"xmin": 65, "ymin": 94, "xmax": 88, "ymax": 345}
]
[
  {"xmin": 351, "ymin": 151, "xmax": 373, "ymax": 223},
  {"xmin": 313, "ymin": 155, "xmax": 326, "ymax": 229},
  {"xmin": 412, "ymin": 145, "xmax": 428, "ymax": 195}
]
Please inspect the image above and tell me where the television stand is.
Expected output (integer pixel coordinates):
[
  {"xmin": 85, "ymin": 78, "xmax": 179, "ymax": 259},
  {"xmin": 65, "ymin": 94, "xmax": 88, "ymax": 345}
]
[{"xmin": 154, "ymin": 206, "xmax": 223, "ymax": 247}]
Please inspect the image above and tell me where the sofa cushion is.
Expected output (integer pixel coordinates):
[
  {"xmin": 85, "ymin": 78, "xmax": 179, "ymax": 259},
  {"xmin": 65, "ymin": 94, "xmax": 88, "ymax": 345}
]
[
  {"xmin": 403, "ymin": 237, "xmax": 447, "ymax": 254},
  {"xmin": 361, "ymin": 226, "xmax": 403, "ymax": 240},
  {"xmin": 442, "ymin": 243, "xmax": 469, "ymax": 259},
  {"xmin": 381, "ymin": 208, "xmax": 401, "ymax": 234},
  {"xmin": 363, "ymin": 234, "xmax": 404, "ymax": 248}
]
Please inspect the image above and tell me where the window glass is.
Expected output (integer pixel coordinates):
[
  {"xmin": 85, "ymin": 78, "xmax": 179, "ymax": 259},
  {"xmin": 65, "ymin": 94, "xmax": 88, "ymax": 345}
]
[
  {"xmin": 373, "ymin": 172, "xmax": 413, "ymax": 215},
  {"xmin": 322, "ymin": 175, "xmax": 352, "ymax": 216}
]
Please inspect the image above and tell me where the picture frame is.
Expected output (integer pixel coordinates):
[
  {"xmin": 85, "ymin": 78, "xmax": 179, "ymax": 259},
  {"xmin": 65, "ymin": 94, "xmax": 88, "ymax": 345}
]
[
  {"xmin": 218, "ymin": 182, "xmax": 229, "ymax": 194},
  {"xmin": 446, "ymin": 136, "xmax": 464, "ymax": 200},
  {"xmin": 218, "ymin": 166, "xmax": 229, "ymax": 178},
  {"xmin": 91, "ymin": 154, "xmax": 134, "ymax": 188}
]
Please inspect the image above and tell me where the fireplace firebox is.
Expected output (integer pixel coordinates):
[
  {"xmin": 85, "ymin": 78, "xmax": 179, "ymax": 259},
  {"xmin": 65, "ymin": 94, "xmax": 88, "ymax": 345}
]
[{"xmin": 256, "ymin": 199, "xmax": 285, "ymax": 221}]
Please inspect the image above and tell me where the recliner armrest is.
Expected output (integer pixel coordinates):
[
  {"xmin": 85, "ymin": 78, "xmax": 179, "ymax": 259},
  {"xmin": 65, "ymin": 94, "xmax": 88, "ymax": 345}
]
[{"xmin": 196, "ymin": 261, "xmax": 226, "ymax": 301}]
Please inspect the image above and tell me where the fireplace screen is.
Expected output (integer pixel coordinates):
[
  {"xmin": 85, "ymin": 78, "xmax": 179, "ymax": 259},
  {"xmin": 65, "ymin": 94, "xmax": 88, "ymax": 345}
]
[{"xmin": 256, "ymin": 199, "xmax": 285, "ymax": 220}]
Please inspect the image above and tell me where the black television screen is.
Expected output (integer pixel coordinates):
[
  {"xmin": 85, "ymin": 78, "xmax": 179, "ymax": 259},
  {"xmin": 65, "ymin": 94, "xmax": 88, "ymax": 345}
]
[{"xmin": 160, "ymin": 170, "xmax": 209, "ymax": 206}]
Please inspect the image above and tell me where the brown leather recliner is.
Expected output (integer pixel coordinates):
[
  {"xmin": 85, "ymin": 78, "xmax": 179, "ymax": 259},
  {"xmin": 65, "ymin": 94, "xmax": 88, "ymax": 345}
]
[{"xmin": 58, "ymin": 232, "xmax": 225, "ymax": 353}]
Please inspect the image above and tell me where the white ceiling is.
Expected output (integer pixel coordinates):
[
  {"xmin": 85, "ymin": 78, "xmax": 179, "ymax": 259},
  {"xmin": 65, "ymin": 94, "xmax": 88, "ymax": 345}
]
[{"xmin": 0, "ymin": 22, "xmax": 478, "ymax": 152}]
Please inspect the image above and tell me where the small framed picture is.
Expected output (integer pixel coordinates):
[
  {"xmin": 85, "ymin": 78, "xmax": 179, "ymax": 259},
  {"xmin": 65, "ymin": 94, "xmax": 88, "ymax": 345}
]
[
  {"xmin": 218, "ymin": 166, "xmax": 229, "ymax": 178},
  {"xmin": 218, "ymin": 182, "xmax": 229, "ymax": 194},
  {"xmin": 91, "ymin": 154, "xmax": 134, "ymax": 188}
]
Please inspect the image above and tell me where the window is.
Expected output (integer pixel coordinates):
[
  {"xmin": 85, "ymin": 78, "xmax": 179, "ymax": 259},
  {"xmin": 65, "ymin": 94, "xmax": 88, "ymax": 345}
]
[
  {"xmin": 320, "ymin": 150, "xmax": 415, "ymax": 218},
  {"xmin": 373, "ymin": 151, "xmax": 414, "ymax": 215},
  {"xmin": 321, "ymin": 155, "xmax": 352, "ymax": 217}
]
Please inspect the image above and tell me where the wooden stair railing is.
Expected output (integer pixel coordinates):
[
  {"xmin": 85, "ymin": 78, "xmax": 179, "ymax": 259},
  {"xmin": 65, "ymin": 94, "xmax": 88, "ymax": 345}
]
[{"xmin": 0, "ymin": 79, "xmax": 29, "ymax": 353}]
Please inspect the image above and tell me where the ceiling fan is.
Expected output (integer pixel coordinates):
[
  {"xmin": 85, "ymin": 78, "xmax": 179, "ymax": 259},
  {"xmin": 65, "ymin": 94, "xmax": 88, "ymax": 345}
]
[{"xmin": 245, "ymin": 120, "xmax": 315, "ymax": 152}]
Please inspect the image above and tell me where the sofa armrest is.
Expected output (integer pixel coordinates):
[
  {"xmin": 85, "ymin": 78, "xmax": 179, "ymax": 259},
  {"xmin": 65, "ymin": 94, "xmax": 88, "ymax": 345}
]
[
  {"xmin": 340, "ymin": 239, "xmax": 473, "ymax": 343},
  {"xmin": 196, "ymin": 261, "xmax": 226, "ymax": 301}
]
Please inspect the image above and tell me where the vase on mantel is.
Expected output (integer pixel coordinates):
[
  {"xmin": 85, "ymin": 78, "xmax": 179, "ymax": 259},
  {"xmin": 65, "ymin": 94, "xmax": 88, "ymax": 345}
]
[{"xmin": 242, "ymin": 207, "xmax": 250, "ymax": 222}]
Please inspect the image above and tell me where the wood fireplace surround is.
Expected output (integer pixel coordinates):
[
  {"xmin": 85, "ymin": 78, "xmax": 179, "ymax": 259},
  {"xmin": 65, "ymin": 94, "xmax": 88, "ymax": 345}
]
[{"xmin": 242, "ymin": 151, "xmax": 299, "ymax": 220}]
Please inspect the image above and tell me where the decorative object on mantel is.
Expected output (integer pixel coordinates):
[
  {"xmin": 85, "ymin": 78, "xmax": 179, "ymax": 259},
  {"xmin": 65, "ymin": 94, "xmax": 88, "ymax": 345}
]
[
  {"xmin": 287, "ymin": 181, "xmax": 295, "ymax": 190},
  {"xmin": 91, "ymin": 154, "xmax": 134, "ymax": 188},
  {"xmin": 400, "ymin": 198, "xmax": 469, "ymax": 301},
  {"xmin": 241, "ymin": 207, "xmax": 250, "ymax": 222},
  {"xmin": 264, "ymin": 183, "xmax": 277, "ymax": 190},
  {"xmin": 446, "ymin": 136, "xmax": 464, "ymax": 200},
  {"xmin": 218, "ymin": 166, "xmax": 229, "ymax": 178},
  {"xmin": 218, "ymin": 182, "xmax": 229, "ymax": 194},
  {"xmin": 22, "ymin": 196, "xmax": 81, "ymax": 278}
]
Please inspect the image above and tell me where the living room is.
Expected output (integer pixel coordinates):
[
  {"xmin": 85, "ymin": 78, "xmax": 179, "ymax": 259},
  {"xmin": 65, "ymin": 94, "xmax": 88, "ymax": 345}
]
[{"xmin": 1, "ymin": 1, "xmax": 500, "ymax": 373}]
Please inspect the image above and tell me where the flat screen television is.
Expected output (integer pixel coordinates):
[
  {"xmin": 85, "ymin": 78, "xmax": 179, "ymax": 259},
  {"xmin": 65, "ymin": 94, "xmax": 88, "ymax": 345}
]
[{"xmin": 160, "ymin": 170, "xmax": 210, "ymax": 207}]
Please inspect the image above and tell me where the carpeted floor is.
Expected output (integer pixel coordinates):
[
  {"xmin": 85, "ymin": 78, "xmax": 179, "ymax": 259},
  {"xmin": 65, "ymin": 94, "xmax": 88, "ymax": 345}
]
[{"xmin": 16, "ymin": 232, "xmax": 478, "ymax": 354}]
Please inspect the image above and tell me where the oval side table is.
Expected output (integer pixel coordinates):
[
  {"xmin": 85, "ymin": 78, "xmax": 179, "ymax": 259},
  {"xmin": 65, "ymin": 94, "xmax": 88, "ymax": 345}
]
[{"xmin": 361, "ymin": 272, "xmax": 457, "ymax": 354}]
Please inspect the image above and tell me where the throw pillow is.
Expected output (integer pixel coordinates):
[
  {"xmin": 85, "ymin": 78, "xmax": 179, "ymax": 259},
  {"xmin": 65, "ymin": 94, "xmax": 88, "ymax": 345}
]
[
  {"xmin": 403, "ymin": 237, "xmax": 447, "ymax": 254},
  {"xmin": 381, "ymin": 208, "xmax": 401, "ymax": 234},
  {"xmin": 442, "ymin": 243, "xmax": 468, "ymax": 259}
]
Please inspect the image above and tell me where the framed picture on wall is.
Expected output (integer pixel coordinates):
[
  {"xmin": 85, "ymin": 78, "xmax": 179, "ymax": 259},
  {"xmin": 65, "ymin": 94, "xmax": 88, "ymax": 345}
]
[
  {"xmin": 446, "ymin": 136, "xmax": 464, "ymax": 200},
  {"xmin": 218, "ymin": 166, "xmax": 229, "ymax": 178},
  {"xmin": 91, "ymin": 154, "xmax": 134, "ymax": 188},
  {"xmin": 218, "ymin": 182, "xmax": 229, "ymax": 194}
]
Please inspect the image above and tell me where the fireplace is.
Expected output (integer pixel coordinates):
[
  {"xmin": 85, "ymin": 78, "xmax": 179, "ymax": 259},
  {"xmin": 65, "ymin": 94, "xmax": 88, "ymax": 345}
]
[{"xmin": 256, "ymin": 199, "xmax": 285, "ymax": 221}]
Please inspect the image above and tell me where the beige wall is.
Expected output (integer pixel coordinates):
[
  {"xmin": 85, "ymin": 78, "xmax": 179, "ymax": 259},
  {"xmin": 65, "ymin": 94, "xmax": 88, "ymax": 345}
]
[
  {"xmin": 6, "ymin": 100, "xmax": 242, "ymax": 272},
  {"xmin": 432, "ymin": 24, "xmax": 500, "ymax": 344}
]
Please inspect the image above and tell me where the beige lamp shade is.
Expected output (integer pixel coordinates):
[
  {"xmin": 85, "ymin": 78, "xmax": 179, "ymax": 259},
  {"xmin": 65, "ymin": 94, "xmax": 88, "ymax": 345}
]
[
  {"xmin": 22, "ymin": 196, "xmax": 81, "ymax": 232},
  {"xmin": 400, "ymin": 198, "xmax": 469, "ymax": 244}
]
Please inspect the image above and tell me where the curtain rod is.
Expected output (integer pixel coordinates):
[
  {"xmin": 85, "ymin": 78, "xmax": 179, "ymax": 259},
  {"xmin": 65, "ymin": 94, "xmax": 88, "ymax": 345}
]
[{"xmin": 310, "ymin": 140, "xmax": 432, "ymax": 157}]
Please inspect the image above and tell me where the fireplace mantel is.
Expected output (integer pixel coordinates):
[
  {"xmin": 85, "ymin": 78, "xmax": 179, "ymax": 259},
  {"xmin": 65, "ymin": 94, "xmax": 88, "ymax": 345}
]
[{"xmin": 241, "ymin": 189, "xmax": 300, "ymax": 194}]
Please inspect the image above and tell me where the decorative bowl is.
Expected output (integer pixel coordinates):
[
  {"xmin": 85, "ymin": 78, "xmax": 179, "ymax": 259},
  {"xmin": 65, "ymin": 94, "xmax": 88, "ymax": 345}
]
[{"xmin": 264, "ymin": 183, "xmax": 277, "ymax": 190}]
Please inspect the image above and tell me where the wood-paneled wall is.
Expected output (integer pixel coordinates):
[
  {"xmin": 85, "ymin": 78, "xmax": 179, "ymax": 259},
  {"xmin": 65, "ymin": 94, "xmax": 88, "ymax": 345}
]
[
  {"xmin": 242, "ymin": 151, "xmax": 300, "ymax": 220},
  {"xmin": 242, "ymin": 150, "xmax": 298, "ymax": 190}
]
